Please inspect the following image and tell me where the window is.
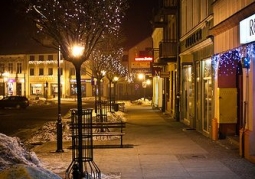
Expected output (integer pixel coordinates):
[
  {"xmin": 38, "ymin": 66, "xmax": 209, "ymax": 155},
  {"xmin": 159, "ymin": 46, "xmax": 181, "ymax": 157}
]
[
  {"xmin": 17, "ymin": 63, "xmax": 22, "ymax": 74},
  {"xmin": 8, "ymin": 63, "xmax": 13, "ymax": 73},
  {"xmin": 48, "ymin": 68, "xmax": 53, "ymax": 75},
  {"xmin": 30, "ymin": 68, "xmax": 34, "ymax": 76},
  {"xmin": 39, "ymin": 55, "xmax": 44, "ymax": 61},
  {"xmin": 29, "ymin": 55, "xmax": 35, "ymax": 61},
  {"xmin": 39, "ymin": 68, "xmax": 44, "ymax": 76},
  {"xmin": 48, "ymin": 55, "xmax": 53, "ymax": 61},
  {"xmin": 0, "ymin": 63, "xmax": 5, "ymax": 73}
]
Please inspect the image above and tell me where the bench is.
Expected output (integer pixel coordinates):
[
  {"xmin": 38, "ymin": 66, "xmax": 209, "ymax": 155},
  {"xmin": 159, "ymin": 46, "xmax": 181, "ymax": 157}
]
[
  {"xmin": 92, "ymin": 121, "xmax": 126, "ymax": 147},
  {"xmin": 70, "ymin": 121, "xmax": 126, "ymax": 148}
]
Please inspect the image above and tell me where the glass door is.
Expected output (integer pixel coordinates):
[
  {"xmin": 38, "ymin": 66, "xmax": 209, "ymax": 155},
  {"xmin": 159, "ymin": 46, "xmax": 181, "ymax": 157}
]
[
  {"xmin": 202, "ymin": 59, "xmax": 212, "ymax": 133},
  {"xmin": 181, "ymin": 65, "xmax": 193, "ymax": 125}
]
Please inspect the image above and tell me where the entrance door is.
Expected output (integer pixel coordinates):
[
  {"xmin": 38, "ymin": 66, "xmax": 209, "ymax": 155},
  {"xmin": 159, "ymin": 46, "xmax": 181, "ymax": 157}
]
[
  {"xmin": 201, "ymin": 59, "xmax": 212, "ymax": 134},
  {"xmin": 181, "ymin": 65, "xmax": 193, "ymax": 125},
  {"xmin": 202, "ymin": 77, "xmax": 212, "ymax": 133}
]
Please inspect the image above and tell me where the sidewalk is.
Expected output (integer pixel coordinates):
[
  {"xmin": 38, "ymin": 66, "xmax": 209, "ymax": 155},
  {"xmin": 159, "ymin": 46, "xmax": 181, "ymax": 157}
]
[{"xmin": 32, "ymin": 104, "xmax": 255, "ymax": 179}]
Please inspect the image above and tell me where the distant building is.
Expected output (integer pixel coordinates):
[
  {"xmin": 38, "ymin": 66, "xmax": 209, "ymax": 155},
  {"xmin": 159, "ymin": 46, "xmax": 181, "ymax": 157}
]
[{"xmin": 0, "ymin": 52, "xmax": 94, "ymax": 99}]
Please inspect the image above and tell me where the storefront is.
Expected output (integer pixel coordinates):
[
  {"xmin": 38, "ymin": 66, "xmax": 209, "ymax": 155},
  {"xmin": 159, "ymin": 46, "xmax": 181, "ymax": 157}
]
[
  {"xmin": 179, "ymin": 27, "xmax": 214, "ymax": 134},
  {"xmin": 210, "ymin": 12, "xmax": 255, "ymax": 162},
  {"xmin": 70, "ymin": 78, "xmax": 93, "ymax": 97}
]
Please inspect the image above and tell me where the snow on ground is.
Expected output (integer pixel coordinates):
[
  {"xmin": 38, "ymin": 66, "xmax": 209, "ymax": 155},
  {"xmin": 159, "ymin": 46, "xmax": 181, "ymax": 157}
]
[
  {"xmin": 0, "ymin": 133, "xmax": 61, "ymax": 179},
  {"xmin": 0, "ymin": 98, "xmax": 151, "ymax": 178}
]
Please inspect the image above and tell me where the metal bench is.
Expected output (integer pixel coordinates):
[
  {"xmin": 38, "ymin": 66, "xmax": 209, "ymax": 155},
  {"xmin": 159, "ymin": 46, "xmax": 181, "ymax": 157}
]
[{"xmin": 70, "ymin": 121, "xmax": 126, "ymax": 148}]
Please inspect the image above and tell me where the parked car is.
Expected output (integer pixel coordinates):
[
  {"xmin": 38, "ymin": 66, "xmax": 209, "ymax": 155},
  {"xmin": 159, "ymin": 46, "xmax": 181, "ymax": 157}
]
[{"xmin": 0, "ymin": 96, "xmax": 29, "ymax": 109}]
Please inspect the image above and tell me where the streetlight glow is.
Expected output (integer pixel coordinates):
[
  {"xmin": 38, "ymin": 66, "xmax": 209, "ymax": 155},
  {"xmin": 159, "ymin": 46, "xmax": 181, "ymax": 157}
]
[
  {"xmin": 71, "ymin": 45, "xmax": 84, "ymax": 57},
  {"xmin": 101, "ymin": 70, "xmax": 106, "ymax": 76},
  {"xmin": 138, "ymin": 73, "xmax": 145, "ymax": 80},
  {"xmin": 113, "ymin": 76, "xmax": 119, "ymax": 82},
  {"xmin": 146, "ymin": 79, "xmax": 151, "ymax": 85}
]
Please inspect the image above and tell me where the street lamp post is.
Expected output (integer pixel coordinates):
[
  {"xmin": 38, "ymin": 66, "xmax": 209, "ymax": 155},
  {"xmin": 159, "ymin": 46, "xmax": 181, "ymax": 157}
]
[
  {"xmin": 56, "ymin": 45, "xmax": 63, "ymax": 152},
  {"xmin": 113, "ymin": 76, "xmax": 119, "ymax": 105},
  {"xmin": 71, "ymin": 45, "xmax": 84, "ymax": 176}
]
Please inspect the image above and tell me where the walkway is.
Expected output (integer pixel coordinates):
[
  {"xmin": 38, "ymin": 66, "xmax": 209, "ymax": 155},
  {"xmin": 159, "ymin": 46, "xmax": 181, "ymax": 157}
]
[{"xmin": 33, "ymin": 104, "xmax": 255, "ymax": 179}]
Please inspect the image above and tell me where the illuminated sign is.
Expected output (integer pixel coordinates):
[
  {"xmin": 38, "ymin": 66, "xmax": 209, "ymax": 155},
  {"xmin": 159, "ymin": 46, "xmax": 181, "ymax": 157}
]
[
  {"xmin": 240, "ymin": 14, "xmax": 255, "ymax": 44},
  {"xmin": 135, "ymin": 57, "xmax": 153, "ymax": 61},
  {"xmin": 131, "ymin": 62, "xmax": 150, "ymax": 68}
]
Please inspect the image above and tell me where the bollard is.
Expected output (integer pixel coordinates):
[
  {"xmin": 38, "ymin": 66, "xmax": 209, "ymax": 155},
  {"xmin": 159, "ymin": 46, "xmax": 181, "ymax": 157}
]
[{"xmin": 211, "ymin": 118, "xmax": 218, "ymax": 140}]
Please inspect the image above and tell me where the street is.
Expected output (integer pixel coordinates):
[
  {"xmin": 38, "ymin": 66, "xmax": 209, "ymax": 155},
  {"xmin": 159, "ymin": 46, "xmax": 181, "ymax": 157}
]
[{"xmin": 0, "ymin": 100, "xmax": 94, "ymax": 141}]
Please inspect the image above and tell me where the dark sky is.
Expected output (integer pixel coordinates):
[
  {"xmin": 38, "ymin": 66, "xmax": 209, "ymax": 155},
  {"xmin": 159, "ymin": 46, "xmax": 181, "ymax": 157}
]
[
  {"xmin": 122, "ymin": 0, "xmax": 156, "ymax": 48},
  {"xmin": 0, "ymin": 0, "xmax": 157, "ymax": 53}
]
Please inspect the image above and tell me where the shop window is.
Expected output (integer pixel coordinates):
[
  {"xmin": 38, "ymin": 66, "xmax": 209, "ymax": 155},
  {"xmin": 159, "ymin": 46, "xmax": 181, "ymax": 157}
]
[{"xmin": 31, "ymin": 84, "xmax": 43, "ymax": 95}]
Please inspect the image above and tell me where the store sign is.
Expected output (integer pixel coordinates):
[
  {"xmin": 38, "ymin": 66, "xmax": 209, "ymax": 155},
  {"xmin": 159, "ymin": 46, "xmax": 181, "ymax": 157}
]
[
  {"xmin": 131, "ymin": 62, "xmax": 150, "ymax": 68},
  {"xmin": 134, "ymin": 57, "xmax": 153, "ymax": 61},
  {"xmin": 240, "ymin": 14, "xmax": 255, "ymax": 44}
]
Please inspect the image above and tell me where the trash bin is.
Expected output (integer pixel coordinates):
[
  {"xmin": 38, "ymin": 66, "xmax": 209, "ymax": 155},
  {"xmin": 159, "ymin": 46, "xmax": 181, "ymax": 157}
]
[{"xmin": 114, "ymin": 103, "xmax": 119, "ymax": 111}]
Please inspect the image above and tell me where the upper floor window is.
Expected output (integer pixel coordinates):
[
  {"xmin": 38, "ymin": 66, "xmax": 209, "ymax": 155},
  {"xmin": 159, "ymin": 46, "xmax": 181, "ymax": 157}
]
[
  {"xmin": 17, "ymin": 63, "xmax": 22, "ymax": 74},
  {"xmin": 39, "ymin": 55, "xmax": 44, "ymax": 61},
  {"xmin": 29, "ymin": 55, "xmax": 35, "ymax": 61},
  {"xmin": 48, "ymin": 55, "xmax": 53, "ymax": 61},
  {"xmin": 39, "ymin": 68, "xmax": 44, "ymax": 76},
  {"xmin": 30, "ymin": 68, "xmax": 35, "ymax": 76},
  {"xmin": 0, "ymin": 63, "xmax": 5, "ymax": 73},
  {"xmin": 8, "ymin": 63, "xmax": 13, "ymax": 74},
  {"xmin": 48, "ymin": 68, "xmax": 53, "ymax": 75}
]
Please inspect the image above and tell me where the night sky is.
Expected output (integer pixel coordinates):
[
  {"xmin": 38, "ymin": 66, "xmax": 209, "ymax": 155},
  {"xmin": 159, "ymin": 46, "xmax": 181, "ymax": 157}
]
[{"xmin": 0, "ymin": 0, "xmax": 157, "ymax": 53}]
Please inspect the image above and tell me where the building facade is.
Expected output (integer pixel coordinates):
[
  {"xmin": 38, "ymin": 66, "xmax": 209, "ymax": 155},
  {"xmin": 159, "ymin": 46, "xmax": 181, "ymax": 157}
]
[
  {"xmin": 151, "ymin": 0, "xmax": 178, "ymax": 117},
  {"xmin": 126, "ymin": 37, "xmax": 153, "ymax": 101},
  {"xmin": 179, "ymin": 0, "xmax": 214, "ymax": 135},
  {"xmin": 152, "ymin": 0, "xmax": 255, "ymax": 163},
  {"xmin": 0, "ymin": 53, "xmax": 97, "ymax": 99},
  {"xmin": 210, "ymin": 0, "xmax": 255, "ymax": 163}
]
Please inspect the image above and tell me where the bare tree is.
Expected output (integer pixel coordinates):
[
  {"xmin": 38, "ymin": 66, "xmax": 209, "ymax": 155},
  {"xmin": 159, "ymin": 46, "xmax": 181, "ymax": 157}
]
[
  {"xmin": 24, "ymin": 0, "xmax": 128, "ymax": 176},
  {"xmin": 25, "ymin": 0, "xmax": 128, "ymax": 107},
  {"xmin": 85, "ymin": 46, "xmax": 128, "ymax": 118}
]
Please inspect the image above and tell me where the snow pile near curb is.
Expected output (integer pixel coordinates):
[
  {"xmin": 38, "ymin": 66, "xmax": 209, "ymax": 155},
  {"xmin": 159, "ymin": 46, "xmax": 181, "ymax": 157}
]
[
  {"xmin": 0, "ymin": 133, "xmax": 61, "ymax": 179},
  {"xmin": 0, "ymin": 133, "xmax": 40, "ymax": 170}
]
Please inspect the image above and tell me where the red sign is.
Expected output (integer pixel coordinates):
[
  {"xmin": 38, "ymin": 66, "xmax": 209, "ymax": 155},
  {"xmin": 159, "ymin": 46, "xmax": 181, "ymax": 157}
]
[{"xmin": 135, "ymin": 57, "xmax": 153, "ymax": 61}]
